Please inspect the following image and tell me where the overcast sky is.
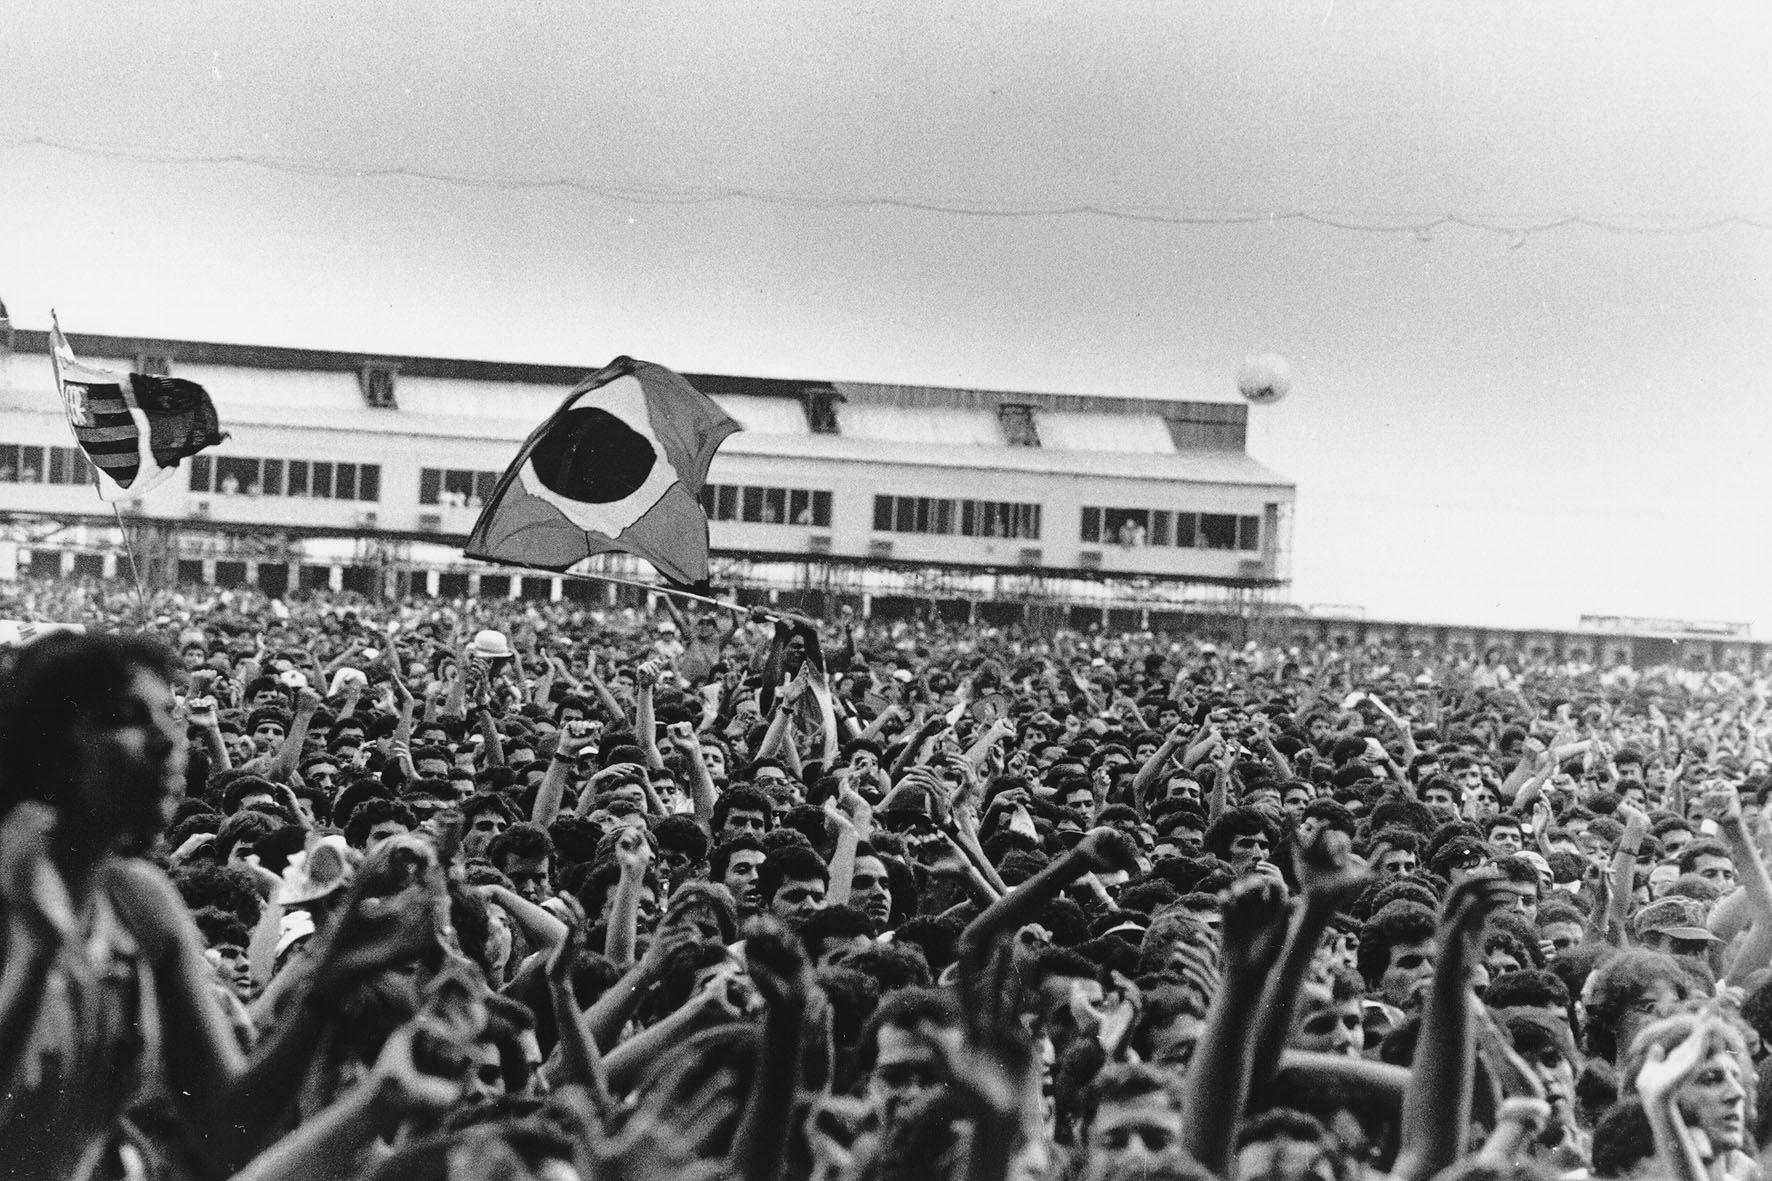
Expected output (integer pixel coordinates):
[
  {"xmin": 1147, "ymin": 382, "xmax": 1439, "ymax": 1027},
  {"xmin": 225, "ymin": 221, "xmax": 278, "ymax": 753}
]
[{"xmin": 3, "ymin": 2, "xmax": 1768, "ymax": 630}]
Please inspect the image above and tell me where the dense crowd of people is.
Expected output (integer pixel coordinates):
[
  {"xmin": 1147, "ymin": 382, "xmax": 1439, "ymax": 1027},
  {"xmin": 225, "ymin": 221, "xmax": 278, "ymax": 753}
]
[{"xmin": 4, "ymin": 574, "xmax": 1772, "ymax": 1181}]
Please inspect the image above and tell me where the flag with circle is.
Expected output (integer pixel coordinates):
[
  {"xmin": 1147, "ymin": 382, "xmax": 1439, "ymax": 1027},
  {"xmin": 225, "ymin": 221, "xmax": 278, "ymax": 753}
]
[{"xmin": 465, "ymin": 357, "xmax": 740, "ymax": 587}]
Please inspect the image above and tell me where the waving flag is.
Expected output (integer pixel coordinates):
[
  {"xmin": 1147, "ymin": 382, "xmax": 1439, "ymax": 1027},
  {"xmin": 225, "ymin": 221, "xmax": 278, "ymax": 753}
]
[
  {"xmin": 465, "ymin": 356, "xmax": 740, "ymax": 586},
  {"xmin": 49, "ymin": 321, "xmax": 225, "ymax": 500}
]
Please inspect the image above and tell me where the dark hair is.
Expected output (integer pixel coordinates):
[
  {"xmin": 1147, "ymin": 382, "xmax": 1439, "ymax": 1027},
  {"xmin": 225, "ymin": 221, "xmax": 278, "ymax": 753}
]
[
  {"xmin": 855, "ymin": 987, "xmax": 961, "ymax": 1076},
  {"xmin": 757, "ymin": 844, "xmax": 828, "ymax": 904},
  {"xmin": 1584, "ymin": 949, "xmax": 1692, "ymax": 1063},
  {"xmin": 653, "ymin": 814, "xmax": 711, "ymax": 862},
  {"xmin": 487, "ymin": 822, "xmax": 556, "ymax": 872},
  {"xmin": 1589, "ymin": 1101, "xmax": 1656, "ymax": 1180},
  {"xmin": 709, "ymin": 834, "xmax": 765, "ymax": 881},
  {"xmin": 1486, "ymin": 968, "xmax": 1570, "ymax": 1012},
  {"xmin": 712, "ymin": 784, "xmax": 774, "ymax": 832},
  {"xmin": 1203, "ymin": 806, "xmax": 1277, "ymax": 860},
  {"xmin": 343, "ymin": 797, "xmax": 416, "ymax": 849},
  {"xmin": 1357, "ymin": 902, "xmax": 1438, "ymax": 989},
  {"xmin": 1676, "ymin": 839, "xmax": 1731, "ymax": 876},
  {"xmin": 222, "ymin": 775, "xmax": 280, "ymax": 815},
  {"xmin": 0, "ymin": 633, "xmax": 179, "ymax": 820},
  {"xmin": 1077, "ymin": 1062, "xmax": 1185, "ymax": 1134}
]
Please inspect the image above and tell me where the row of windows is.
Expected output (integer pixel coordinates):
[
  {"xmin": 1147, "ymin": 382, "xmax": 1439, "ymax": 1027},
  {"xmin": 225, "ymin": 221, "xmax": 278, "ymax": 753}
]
[
  {"xmin": 189, "ymin": 455, "xmax": 382, "ymax": 502},
  {"xmin": 1081, "ymin": 506, "xmax": 1262, "ymax": 551},
  {"xmin": 0, "ymin": 444, "xmax": 95, "ymax": 486},
  {"xmin": 873, "ymin": 495, "xmax": 1044, "ymax": 540},
  {"xmin": 699, "ymin": 484, "xmax": 833, "ymax": 527},
  {"xmin": 420, "ymin": 468, "xmax": 501, "ymax": 508}
]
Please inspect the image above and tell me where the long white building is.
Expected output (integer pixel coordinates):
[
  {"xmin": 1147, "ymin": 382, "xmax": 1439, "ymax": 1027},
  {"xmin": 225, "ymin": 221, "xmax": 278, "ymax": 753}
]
[{"xmin": 0, "ymin": 325, "xmax": 1294, "ymax": 616}]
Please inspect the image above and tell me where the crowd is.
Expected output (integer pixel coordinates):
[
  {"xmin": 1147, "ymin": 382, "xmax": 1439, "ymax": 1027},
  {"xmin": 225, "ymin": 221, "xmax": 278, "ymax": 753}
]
[{"xmin": 4, "ymin": 574, "xmax": 1772, "ymax": 1181}]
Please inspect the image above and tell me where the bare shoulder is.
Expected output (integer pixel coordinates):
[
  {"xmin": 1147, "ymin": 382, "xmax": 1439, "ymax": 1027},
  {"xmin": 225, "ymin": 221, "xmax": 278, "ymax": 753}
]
[{"xmin": 98, "ymin": 856, "xmax": 200, "ymax": 963}]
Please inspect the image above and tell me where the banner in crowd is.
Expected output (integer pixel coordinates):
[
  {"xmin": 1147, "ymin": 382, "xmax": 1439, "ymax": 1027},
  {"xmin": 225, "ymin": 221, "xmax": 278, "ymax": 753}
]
[
  {"xmin": 465, "ymin": 356, "xmax": 740, "ymax": 587},
  {"xmin": 49, "ymin": 321, "xmax": 226, "ymax": 500}
]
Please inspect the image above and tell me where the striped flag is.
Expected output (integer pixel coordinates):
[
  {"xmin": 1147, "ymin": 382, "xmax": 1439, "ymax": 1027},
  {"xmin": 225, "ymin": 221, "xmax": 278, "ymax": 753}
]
[{"xmin": 49, "ymin": 322, "xmax": 224, "ymax": 500}]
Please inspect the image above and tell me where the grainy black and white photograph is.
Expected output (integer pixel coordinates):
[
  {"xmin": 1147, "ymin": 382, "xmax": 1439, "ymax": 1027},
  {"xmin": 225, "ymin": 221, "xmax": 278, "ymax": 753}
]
[{"xmin": 1, "ymin": 4, "xmax": 1769, "ymax": 1180}]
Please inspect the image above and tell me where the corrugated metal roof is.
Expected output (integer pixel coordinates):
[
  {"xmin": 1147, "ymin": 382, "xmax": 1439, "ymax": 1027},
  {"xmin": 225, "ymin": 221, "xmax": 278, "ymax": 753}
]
[
  {"xmin": 708, "ymin": 394, "xmax": 808, "ymax": 435},
  {"xmin": 838, "ymin": 403, "xmax": 1003, "ymax": 447},
  {"xmin": 1037, "ymin": 411, "xmax": 1173, "ymax": 454},
  {"xmin": 720, "ymin": 431, "xmax": 1290, "ymax": 487}
]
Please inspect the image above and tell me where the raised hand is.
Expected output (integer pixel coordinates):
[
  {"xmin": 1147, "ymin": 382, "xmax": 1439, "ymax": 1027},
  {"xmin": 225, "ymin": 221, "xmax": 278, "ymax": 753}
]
[
  {"xmin": 557, "ymin": 720, "xmax": 602, "ymax": 760},
  {"xmin": 1076, "ymin": 826, "xmax": 1141, "ymax": 876},
  {"xmin": 1294, "ymin": 827, "xmax": 1371, "ymax": 903},
  {"xmin": 1218, "ymin": 874, "xmax": 1290, "ymax": 976},
  {"xmin": 742, "ymin": 916, "xmax": 815, "ymax": 1012},
  {"xmin": 369, "ymin": 1020, "xmax": 465, "ymax": 1115},
  {"xmin": 1635, "ymin": 1019, "xmax": 1711, "ymax": 1106},
  {"xmin": 1698, "ymin": 787, "xmax": 1743, "ymax": 827},
  {"xmin": 613, "ymin": 828, "xmax": 653, "ymax": 876}
]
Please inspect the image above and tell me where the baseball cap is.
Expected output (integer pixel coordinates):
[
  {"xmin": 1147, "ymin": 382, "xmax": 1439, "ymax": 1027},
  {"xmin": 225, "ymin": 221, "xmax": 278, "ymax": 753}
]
[{"xmin": 1631, "ymin": 897, "xmax": 1719, "ymax": 943}]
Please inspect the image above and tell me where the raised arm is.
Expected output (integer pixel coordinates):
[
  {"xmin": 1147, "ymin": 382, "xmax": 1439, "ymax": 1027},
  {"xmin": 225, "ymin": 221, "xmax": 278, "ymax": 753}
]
[
  {"xmin": 635, "ymin": 660, "xmax": 666, "ymax": 771},
  {"xmin": 1392, "ymin": 874, "xmax": 1512, "ymax": 1181},
  {"xmin": 602, "ymin": 828, "xmax": 652, "ymax": 968},
  {"xmin": 1701, "ymin": 787, "xmax": 1772, "ymax": 985},
  {"xmin": 534, "ymin": 721, "xmax": 598, "ymax": 828},
  {"xmin": 264, "ymin": 687, "xmax": 320, "ymax": 785},
  {"xmin": 1247, "ymin": 830, "xmax": 1371, "ymax": 1089},
  {"xmin": 958, "ymin": 826, "xmax": 1136, "ymax": 980},
  {"xmin": 1178, "ymin": 876, "xmax": 1291, "ymax": 1178},
  {"xmin": 730, "ymin": 920, "xmax": 818, "ymax": 1181}
]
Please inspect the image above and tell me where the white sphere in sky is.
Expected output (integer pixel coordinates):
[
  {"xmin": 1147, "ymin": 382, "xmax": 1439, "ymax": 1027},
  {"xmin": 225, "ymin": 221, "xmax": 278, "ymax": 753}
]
[{"xmin": 1237, "ymin": 354, "xmax": 1292, "ymax": 405}]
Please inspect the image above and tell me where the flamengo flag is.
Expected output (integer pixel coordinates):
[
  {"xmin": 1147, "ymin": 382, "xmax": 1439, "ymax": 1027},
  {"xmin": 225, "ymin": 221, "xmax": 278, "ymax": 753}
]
[
  {"xmin": 465, "ymin": 356, "xmax": 740, "ymax": 586},
  {"xmin": 49, "ymin": 322, "xmax": 225, "ymax": 500}
]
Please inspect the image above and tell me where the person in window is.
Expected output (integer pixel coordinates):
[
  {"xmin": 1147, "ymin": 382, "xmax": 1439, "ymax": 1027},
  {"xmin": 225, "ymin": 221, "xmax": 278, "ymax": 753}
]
[
  {"xmin": 220, "ymin": 473, "xmax": 240, "ymax": 495},
  {"xmin": 761, "ymin": 501, "xmax": 780, "ymax": 524}
]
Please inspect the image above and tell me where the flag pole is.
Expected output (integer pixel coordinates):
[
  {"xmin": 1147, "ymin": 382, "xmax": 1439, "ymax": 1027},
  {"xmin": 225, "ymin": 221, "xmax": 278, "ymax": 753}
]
[
  {"xmin": 49, "ymin": 310, "xmax": 150, "ymax": 626},
  {"xmin": 466, "ymin": 556, "xmax": 769, "ymax": 620}
]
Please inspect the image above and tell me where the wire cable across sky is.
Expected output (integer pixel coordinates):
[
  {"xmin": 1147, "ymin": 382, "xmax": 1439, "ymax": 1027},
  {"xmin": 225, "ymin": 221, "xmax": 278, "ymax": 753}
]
[{"xmin": 6, "ymin": 133, "xmax": 1768, "ymax": 244}]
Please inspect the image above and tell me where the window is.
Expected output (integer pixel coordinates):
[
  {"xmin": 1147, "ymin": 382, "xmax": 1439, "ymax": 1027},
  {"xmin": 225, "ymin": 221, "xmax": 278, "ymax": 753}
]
[
  {"xmin": 1102, "ymin": 508, "xmax": 1151, "ymax": 547},
  {"xmin": 1200, "ymin": 513, "xmax": 1239, "ymax": 549},
  {"xmin": 45, "ymin": 447, "xmax": 91, "ymax": 486},
  {"xmin": 803, "ymin": 387, "xmax": 842, "ymax": 434},
  {"xmin": 700, "ymin": 483, "xmax": 831, "ymax": 527},
  {"xmin": 262, "ymin": 460, "xmax": 284, "ymax": 497},
  {"xmin": 334, "ymin": 463, "xmax": 358, "ymax": 502},
  {"xmin": 873, "ymin": 495, "xmax": 1042, "ymax": 540},
  {"xmin": 311, "ymin": 462, "xmax": 333, "ymax": 499},
  {"xmin": 136, "ymin": 353, "xmax": 172, "ymax": 377},
  {"xmin": 215, "ymin": 456, "xmax": 260, "ymax": 496},
  {"xmin": 287, "ymin": 460, "xmax": 310, "ymax": 497},
  {"xmin": 762, "ymin": 487, "xmax": 786, "ymax": 524},
  {"xmin": 998, "ymin": 403, "xmax": 1041, "ymax": 447},
  {"xmin": 360, "ymin": 365, "xmax": 398, "ymax": 409},
  {"xmin": 1237, "ymin": 515, "xmax": 1261, "ymax": 551},
  {"xmin": 189, "ymin": 454, "xmax": 212, "ymax": 492},
  {"xmin": 1079, "ymin": 506, "xmax": 1256, "ymax": 551},
  {"xmin": 420, "ymin": 468, "xmax": 497, "ymax": 507}
]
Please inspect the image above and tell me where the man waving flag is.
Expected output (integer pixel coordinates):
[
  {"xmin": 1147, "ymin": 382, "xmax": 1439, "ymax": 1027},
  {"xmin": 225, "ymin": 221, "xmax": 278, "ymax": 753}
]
[
  {"xmin": 49, "ymin": 317, "xmax": 225, "ymax": 500},
  {"xmin": 465, "ymin": 356, "xmax": 740, "ymax": 587}
]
